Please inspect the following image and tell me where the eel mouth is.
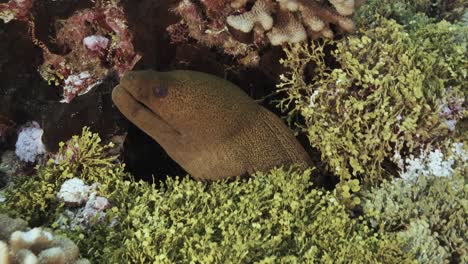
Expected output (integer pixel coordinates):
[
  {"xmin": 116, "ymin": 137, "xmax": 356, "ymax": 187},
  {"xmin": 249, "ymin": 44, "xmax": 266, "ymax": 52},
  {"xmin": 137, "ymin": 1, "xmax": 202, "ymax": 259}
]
[{"xmin": 113, "ymin": 84, "xmax": 182, "ymax": 136}]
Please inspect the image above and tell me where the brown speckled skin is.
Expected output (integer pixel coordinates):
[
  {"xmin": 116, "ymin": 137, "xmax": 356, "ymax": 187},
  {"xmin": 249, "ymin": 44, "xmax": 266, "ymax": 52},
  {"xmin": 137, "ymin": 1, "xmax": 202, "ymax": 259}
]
[{"xmin": 112, "ymin": 70, "xmax": 311, "ymax": 181}]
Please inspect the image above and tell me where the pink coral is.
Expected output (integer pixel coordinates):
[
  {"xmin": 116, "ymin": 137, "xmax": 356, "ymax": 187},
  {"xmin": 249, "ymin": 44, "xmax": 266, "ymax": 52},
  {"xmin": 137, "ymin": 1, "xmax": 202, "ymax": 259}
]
[
  {"xmin": 0, "ymin": 0, "xmax": 33, "ymax": 23},
  {"xmin": 2, "ymin": 0, "xmax": 141, "ymax": 103},
  {"xmin": 35, "ymin": 2, "xmax": 141, "ymax": 103},
  {"xmin": 83, "ymin": 35, "xmax": 109, "ymax": 52}
]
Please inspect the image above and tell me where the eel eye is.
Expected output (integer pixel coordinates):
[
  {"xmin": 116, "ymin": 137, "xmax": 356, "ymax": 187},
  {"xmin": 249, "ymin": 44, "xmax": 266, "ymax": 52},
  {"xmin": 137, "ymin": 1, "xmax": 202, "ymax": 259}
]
[{"xmin": 153, "ymin": 84, "xmax": 168, "ymax": 98}]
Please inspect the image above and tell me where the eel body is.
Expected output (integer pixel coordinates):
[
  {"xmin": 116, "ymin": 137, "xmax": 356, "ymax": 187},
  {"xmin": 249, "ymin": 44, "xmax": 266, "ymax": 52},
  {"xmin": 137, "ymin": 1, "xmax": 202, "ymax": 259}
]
[{"xmin": 112, "ymin": 70, "xmax": 311, "ymax": 181}]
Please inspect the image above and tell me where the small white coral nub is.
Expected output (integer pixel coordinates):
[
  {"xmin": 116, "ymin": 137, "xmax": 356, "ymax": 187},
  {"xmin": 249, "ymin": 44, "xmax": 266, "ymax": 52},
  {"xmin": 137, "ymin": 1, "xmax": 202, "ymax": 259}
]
[
  {"xmin": 83, "ymin": 35, "xmax": 109, "ymax": 51},
  {"xmin": 57, "ymin": 178, "xmax": 92, "ymax": 206},
  {"xmin": 227, "ymin": 0, "xmax": 274, "ymax": 33},
  {"xmin": 276, "ymin": 0, "xmax": 299, "ymax": 11},
  {"xmin": 56, "ymin": 178, "xmax": 111, "ymax": 230}
]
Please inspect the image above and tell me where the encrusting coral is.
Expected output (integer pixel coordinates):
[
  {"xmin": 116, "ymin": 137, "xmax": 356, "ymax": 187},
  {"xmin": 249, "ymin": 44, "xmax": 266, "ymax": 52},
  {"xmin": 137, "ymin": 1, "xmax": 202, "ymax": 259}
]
[
  {"xmin": 168, "ymin": 0, "xmax": 365, "ymax": 66},
  {"xmin": 0, "ymin": 214, "xmax": 89, "ymax": 264}
]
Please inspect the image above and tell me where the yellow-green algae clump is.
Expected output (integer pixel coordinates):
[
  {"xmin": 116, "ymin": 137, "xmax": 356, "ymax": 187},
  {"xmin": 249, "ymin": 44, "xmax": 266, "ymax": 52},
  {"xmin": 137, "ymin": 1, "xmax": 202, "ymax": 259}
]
[
  {"xmin": 277, "ymin": 16, "xmax": 466, "ymax": 194},
  {"xmin": 0, "ymin": 128, "xmax": 466, "ymax": 263}
]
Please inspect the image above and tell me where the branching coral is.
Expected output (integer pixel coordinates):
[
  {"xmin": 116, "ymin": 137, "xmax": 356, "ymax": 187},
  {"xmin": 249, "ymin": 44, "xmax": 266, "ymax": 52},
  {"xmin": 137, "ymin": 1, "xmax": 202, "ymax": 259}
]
[
  {"xmin": 168, "ymin": 0, "xmax": 364, "ymax": 66},
  {"xmin": 111, "ymin": 167, "xmax": 413, "ymax": 263},
  {"xmin": 1, "ymin": 0, "xmax": 141, "ymax": 103}
]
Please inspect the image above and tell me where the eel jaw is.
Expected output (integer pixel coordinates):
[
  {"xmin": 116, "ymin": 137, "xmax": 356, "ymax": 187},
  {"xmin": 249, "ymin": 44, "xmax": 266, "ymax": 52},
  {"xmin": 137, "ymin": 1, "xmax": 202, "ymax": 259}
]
[{"xmin": 112, "ymin": 84, "xmax": 182, "ymax": 138}]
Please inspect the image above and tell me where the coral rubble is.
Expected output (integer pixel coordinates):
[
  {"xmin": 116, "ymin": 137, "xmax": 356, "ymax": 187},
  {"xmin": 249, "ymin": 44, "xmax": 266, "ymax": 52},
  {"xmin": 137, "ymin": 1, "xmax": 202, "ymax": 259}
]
[
  {"xmin": 57, "ymin": 178, "xmax": 111, "ymax": 230},
  {"xmin": 168, "ymin": 0, "xmax": 364, "ymax": 66}
]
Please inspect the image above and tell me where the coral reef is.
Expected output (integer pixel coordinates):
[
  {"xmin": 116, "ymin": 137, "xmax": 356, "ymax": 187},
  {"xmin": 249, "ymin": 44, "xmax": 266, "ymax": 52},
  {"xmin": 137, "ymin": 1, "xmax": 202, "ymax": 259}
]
[
  {"xmin": 1, "ymin": 128, "xmax": 464, "ymax": 262},
  {"xmin": 0, "ymin": 214, "xmax": 89, "ymax": 264},
  {"xmin": 1, "ymin": 0, "xmax": 141, "ymax": 103},
  {"xmin": 108, "ymin": 167, "xmax": 412, "ymax": 263},
  {"xmin": 168, "ymin": 0, "xmax": 364, "ymax": 66},
  {"xmin": 0, "ymin": 0, "xmax": 466, "ymax": 262},
  {"xmin": 356, "ymin": 0, "xmax": 468, "ymax": 25},
  {"xmin": 0, "ymin": 127, "xmax": 122, "ymax": 224},
  {"xmin": 362, "ymin": 142, "xmax": 467, "ymax": 262},
  {"xmin": 277, "ymin": 16, "xmax": 467, "ymax": 193},
  {"xmin": 38, "ymin": 0, "xmax": 141, "ymax": 103},
  {"xmin": 0, "ymin": 0, "xmax": 33, "ymax": 23},
  {"xmin": 56, "ymin": 178, "xmax": 111, "ymax": 230}
]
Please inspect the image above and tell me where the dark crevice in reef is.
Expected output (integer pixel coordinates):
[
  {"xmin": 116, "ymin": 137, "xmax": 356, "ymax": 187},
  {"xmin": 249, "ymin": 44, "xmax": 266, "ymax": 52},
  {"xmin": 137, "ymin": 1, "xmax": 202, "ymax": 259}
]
[{"xmin": 121, "ymin": 121, "xmax": 188, "ymax": 184}]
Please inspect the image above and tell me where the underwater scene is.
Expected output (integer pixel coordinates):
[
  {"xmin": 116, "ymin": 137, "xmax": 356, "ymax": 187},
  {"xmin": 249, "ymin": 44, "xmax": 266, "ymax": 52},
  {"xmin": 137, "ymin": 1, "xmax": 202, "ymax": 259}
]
[{"xmin": 0, "ymin": 0, "xmax": 466, "ymax": 263}]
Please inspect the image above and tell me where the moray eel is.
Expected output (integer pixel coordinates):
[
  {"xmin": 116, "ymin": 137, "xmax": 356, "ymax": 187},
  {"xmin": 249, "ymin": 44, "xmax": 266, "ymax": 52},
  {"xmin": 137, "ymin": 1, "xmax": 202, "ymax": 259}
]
[{"xmin": 112, "ymin": 70, "xmax": 311, "ymax": 181}]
